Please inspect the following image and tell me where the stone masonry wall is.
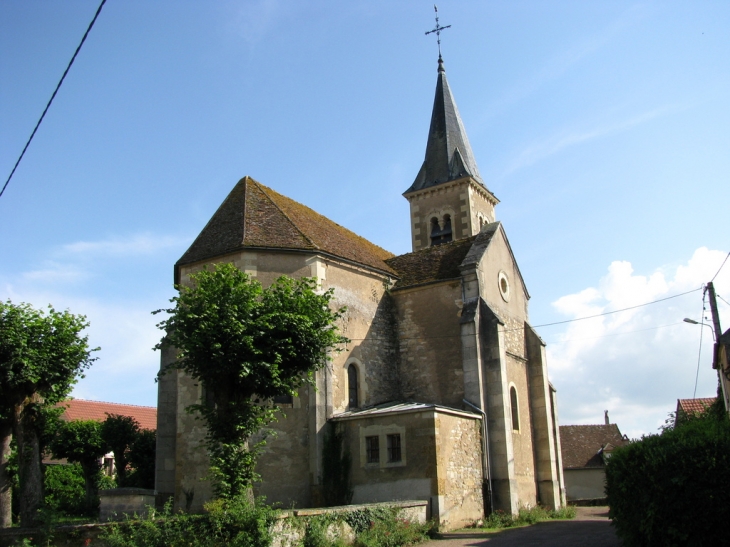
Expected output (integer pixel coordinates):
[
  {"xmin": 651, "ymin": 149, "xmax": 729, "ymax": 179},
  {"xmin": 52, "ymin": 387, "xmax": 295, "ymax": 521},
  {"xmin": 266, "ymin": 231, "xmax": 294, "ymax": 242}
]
[
  {"xmin": 392, "ymin": 281, "xmax": 465, "ymax": 408},
  {"xmin": 436, "ymin": 413, "xmax": 484, "ymax": 529}
]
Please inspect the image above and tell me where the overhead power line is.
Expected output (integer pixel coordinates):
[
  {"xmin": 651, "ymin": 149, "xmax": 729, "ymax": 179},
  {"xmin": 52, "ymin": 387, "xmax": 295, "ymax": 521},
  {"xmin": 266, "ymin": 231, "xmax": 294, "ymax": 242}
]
[
  {"xmin": 0, "ymin": 0, "xmax": 108, "ymax": 199},
  {"xmin": 710, "ymin": 251, "xmax": 730, "ymax": 283},
  {"xmin": 693, "ymin": 291, "xmax": 708, "ymax": 398},
  {"xmin": 343, "ymin": 286, "xmax": 702, "ymax": 341},
  {"xmin": 522, "ymin": 286, "xmax": 702, "ymax": 331}
]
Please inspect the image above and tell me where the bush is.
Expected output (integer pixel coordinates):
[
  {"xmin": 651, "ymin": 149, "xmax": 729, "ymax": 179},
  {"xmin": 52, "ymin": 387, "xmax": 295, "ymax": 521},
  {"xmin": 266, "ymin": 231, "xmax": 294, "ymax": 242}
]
[
  {"xmin": 43, "ymin": 464, "xmax": 86, "ymax": 516},
  {"xmin": 102, "ymin": 500, "xmax": 429, "ymax": 547},
  {"xmin": 353, "ymin": 507, "xmax": 431, "ymax": 547},
  {"xmin": 605, "ymin": 405, "xmax": 730, "ymax": 547},
  {"xmin": 101, "ymin": 496, "xmax": 277, "ymax": 547}
]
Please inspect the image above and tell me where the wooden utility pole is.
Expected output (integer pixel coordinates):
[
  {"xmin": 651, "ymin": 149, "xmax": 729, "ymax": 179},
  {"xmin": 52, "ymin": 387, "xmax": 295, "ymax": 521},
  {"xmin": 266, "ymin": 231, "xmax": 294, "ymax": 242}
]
[{"xmin": 706, "ymin": 282, "xmax": 729, "ymax": 412}]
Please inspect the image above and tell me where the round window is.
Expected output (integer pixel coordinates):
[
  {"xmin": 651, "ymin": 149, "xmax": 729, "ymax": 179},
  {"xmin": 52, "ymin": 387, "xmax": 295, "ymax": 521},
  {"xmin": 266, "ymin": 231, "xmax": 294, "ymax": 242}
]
[{"xmin": 498, "ymin": 271, "xmax": 510, "ymax": 302}]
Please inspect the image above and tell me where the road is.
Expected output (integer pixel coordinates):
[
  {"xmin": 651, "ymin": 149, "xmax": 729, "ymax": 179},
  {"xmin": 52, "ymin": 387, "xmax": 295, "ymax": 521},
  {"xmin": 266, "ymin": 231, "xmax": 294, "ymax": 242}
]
[{"xmin": 430, "ymin": 507, "xmax": 620, "ymax": 547}]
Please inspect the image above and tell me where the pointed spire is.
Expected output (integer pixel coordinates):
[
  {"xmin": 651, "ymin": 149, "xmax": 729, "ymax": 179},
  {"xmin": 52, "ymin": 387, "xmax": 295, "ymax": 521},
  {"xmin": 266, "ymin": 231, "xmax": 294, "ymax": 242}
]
[{"xmin": 405, "ymin": 57, "xmax": 483, "ymax": 194}]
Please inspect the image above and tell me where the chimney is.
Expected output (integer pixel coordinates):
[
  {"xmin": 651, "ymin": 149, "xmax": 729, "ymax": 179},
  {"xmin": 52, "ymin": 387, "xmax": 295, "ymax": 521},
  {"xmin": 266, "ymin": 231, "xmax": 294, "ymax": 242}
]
[{"xmin": 604, "ymin": 410, "xmax": 610, "ymax": 425}]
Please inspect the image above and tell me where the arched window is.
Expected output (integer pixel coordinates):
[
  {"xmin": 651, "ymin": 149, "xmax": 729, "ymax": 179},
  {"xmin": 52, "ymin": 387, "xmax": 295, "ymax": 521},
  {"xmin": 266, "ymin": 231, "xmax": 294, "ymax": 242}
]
[
  {"xmin": 510, "ymin": 386, "xmax": 520, "ymax": 431},
  {"xmin": 441, "ymin": 214, "xmax": 452, "ymax": 243},
  {"xmin": 348, "ymin": 364, "xmax": 359, "ymax": 409},
  {"xmin": 429, "ymin": 217, "xmax": 440, "ymax": 246},
  {"xmin": 430, "ymin": 215, "xmax": 453, "ymax": 246}
]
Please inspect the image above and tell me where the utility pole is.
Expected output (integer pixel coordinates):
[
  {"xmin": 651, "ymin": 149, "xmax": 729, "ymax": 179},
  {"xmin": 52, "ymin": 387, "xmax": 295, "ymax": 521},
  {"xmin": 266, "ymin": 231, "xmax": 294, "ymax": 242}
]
[{"xmin": 706, "ymin": 282, "xmax": 729, "ymax": 412}]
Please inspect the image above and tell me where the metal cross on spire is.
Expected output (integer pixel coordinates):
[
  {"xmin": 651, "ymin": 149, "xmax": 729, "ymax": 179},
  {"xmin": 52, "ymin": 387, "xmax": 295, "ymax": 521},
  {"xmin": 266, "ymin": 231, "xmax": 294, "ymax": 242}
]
[{"xmin": 425, "ymin": 5, "xmax": 451, "ymax": 59}]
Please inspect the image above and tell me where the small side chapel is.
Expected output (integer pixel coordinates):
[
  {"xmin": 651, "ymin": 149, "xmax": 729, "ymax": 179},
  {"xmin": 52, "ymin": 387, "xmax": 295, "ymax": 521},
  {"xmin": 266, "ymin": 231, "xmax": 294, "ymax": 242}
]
[{"xmin": 155, "ymin": 55, "xmax": 566, "ymax": 529}]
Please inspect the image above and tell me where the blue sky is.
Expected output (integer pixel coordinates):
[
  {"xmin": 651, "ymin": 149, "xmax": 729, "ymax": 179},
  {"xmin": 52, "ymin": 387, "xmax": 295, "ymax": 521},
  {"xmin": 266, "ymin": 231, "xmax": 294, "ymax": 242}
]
[{"xmin": 1, "ymin": 1, "xmax": 728, "ymax": 438}]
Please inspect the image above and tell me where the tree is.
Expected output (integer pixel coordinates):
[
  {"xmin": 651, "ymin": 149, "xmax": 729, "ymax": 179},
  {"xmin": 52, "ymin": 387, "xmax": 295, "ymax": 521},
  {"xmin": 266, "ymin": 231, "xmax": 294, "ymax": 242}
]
[
  {"xmin": 50, "ymin": 420, "xmax": 108, "ymax": 516},
  {"xmin": 101, "ymin": 414, "xmax": 140, "ymax": 488},
  {"xmin": 0, "ymin": 300, "xmax": 96, "ymax": 528},
  {"xmin": 155, "ymin": 263, "xmax": 347, "ymax": 498},
  {"xmin": 127, "ymin": 429, "xmax": 156, "ymax": 489}
]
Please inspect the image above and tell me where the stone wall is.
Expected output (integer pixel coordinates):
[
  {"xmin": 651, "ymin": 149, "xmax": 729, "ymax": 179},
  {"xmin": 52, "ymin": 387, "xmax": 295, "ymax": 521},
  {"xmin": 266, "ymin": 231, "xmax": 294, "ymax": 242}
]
[
  {"xmin": 335, "ymin": 407, "xmax": 483, "ymax": 531},
  {"xmin": 99, "ymin": 488, "xmax": 156, "ymax": 522},
  {"xmin": 435, "ymin": 413, "xmax": 484, "ymax": 529},
  {"xmin": 169, "ymin": 250, "xmax": 398, "ymax": 511},
  {"xmin": 392, "ymin": 281, "xmax": 464, "ymax": 408},
  {"xmin": 405, "ymin": 178, "xmax": 495, "ymax": 252}
]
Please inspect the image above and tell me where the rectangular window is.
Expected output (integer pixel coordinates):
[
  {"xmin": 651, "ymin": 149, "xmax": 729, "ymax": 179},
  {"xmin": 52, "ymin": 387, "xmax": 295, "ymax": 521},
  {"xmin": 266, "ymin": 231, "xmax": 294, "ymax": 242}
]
[
  {"xmin": 387, "ymin": 434, "xmax": 402, "ymax": 462},
  {"xmin": 272, "ymin": 394, "xmax": 293, "ymax": 405},
  {"xmin": 365, "ymin": 436, "xmax": 380, "ymax": 464}
]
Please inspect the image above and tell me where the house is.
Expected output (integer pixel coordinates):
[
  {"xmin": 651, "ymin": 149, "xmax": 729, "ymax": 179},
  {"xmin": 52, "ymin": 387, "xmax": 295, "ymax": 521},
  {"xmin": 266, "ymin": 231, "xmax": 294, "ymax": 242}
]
[
  {"xmin": 559, "ymin": 415, "xmax": 628, "ymax": 502},
  {"xmin": 155, "ymin": 54, "xmax": 566, "ymax": 529},
  {"xmin": 49, "ymin": 399, "xmax": 157, "ymax": 474},
  {"xmin": 675, "ymin": 397, "xmax": 718, "ymax": 425},
  {"xmin": 58, "ymin": 399, "xmax": 157, "ymax": 431}
]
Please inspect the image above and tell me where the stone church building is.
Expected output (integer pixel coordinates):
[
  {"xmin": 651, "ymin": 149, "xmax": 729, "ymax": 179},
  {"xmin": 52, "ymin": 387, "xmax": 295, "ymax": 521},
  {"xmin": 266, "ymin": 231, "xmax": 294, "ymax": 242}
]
[{"xmin": 155, "ymin": 56, "xmax": 566, "ymax": 529}]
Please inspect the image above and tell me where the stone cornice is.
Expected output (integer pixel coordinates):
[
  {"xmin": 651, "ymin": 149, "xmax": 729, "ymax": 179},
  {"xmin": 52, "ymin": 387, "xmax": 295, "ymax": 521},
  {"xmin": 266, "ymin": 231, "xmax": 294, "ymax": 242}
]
[{"xmin": 403, "ymin": 176, "xmax": 499, "ymax": 206}]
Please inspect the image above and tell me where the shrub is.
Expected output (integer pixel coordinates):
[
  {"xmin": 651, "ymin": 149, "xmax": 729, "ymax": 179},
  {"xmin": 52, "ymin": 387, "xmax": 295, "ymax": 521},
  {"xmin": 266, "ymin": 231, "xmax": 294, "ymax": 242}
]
[
  {"xmin": 353, "ymin": 507, "xmax": 431, "ymax": 547},
  {"xmin": 43, "ymin": 464, "xmax": 86, "ymax": 516},
  {"xmin": 303, "ymin": 514, "xmax": 348, "ymax": 547},
  {"xmin": 101, "ymin": 496, "xmax": 277, "ymax": 547},
  {"xmin": 605, "ymin": 405, "xmax": 730, "ymax": 547}
]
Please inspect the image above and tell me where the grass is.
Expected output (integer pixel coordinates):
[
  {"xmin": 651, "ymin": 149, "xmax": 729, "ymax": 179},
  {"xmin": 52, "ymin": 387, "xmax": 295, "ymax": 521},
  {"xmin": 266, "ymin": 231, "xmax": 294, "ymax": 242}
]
[{"xmin": 476, "ymin": 505, "xmax": 576, "ymax": 531}]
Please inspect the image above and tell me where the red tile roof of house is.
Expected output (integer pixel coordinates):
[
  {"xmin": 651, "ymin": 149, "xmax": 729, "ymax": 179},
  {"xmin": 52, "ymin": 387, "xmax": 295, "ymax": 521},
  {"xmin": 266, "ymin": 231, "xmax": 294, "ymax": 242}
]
[
  {"xmin": 58, "ymin": 399, "xmax": 157, "ymax": 431},
  {"xmin": 676, "ymin": 397, "xmax": 716, "ymax": 417}
]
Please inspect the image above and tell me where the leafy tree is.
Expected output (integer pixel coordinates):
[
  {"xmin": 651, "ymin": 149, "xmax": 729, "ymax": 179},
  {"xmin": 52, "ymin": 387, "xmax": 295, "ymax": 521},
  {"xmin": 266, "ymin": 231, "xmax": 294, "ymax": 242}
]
[
  {"xmin": 0, "ymin": 300, "xmax": 96, "ymax": 528},
  {"xmin": 127, "ymin": 429, "xmax": 156, "ymax": 489},
  {"xmin": 155, "ymin": 263, "xmax": 347, "ymax": 498},
  {"xmin": 50, "ymin": 419, "xmax": 108, "ymax": 516},
  {"xmin": 101, "ymin": 414, "xmax": 140, "ymax": 488}
]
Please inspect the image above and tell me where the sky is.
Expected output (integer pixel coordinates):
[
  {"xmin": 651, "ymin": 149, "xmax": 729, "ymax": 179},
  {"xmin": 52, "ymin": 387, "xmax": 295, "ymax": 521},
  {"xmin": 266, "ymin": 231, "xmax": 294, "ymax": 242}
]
[{"xmin": 1, "ymin": 1, "xmax": 728, "ymax": 439}]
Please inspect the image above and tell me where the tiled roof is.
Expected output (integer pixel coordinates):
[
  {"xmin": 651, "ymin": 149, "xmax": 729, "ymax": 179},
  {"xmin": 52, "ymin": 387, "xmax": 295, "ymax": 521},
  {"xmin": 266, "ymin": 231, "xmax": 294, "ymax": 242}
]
[
  {"xmin": 58, "ymin": 399, "xmax": 157, "ymax": 431},
  {"xmin": 677, "ymin": 397, "xmax": 716, "ymax": 416},
  {"xmin": 559, "ymin": 424, "xmax": 628, "ymax": 469},
  {"xmin": 177, "ymin": 177, "xmax": 396, "ymax": 278},
  {"xmin": 385, "ymin": 236, "xmax": 476, "ymax": 290}
]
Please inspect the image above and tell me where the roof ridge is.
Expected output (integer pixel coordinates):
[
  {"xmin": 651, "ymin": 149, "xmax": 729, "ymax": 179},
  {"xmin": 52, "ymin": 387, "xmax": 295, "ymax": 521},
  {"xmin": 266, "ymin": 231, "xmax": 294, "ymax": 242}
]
[
  {"xmin": 252, "ymin": 180, "xmax": 319, "ymax": 250},
  {"xmin": 62, "ymin": 399, "xmax": 157, "ymax": 409},
  {"xmin": 240, "ymin": 175, "xmax": 249, "ymax": 245}
]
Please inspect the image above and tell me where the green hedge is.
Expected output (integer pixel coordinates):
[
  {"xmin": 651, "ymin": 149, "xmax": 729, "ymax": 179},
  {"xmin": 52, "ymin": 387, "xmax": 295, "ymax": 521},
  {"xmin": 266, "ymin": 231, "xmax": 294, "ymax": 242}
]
[{"xmin": 605, "ymin": 405, "xmax": 730, "ymax": 547}]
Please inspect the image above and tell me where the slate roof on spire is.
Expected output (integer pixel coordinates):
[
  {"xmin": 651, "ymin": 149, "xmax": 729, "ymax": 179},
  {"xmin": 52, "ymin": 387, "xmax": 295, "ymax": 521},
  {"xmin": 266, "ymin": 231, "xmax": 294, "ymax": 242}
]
[
  {"xmin": 176, "ymin": 177, "xmax": 396, "ymax": 281},
  {"xmin": 406, "ymin": 57, "xmax": 484, "ymax": 194}
]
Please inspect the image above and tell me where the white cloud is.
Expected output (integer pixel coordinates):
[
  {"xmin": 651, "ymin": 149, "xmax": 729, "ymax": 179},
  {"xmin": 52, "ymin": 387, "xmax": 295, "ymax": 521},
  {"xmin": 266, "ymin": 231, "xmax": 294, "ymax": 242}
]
[
  {"xmin": 61, "ymin": 233, "xmax": 189, "ymax": 258},
  {"xmin": 547, "ymin": 247, "xmax": 730, "ymax": 439},
  {"xmin": 0, "ymin": 232, "xmax": 186, "ymax": 406}
]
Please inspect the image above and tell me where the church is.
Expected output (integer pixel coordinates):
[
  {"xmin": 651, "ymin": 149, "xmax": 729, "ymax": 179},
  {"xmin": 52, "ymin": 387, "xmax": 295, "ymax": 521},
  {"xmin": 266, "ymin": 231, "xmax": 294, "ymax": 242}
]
[{"xmin": 155, "ymin": 54, "xmax": 566, "ymax": 530}]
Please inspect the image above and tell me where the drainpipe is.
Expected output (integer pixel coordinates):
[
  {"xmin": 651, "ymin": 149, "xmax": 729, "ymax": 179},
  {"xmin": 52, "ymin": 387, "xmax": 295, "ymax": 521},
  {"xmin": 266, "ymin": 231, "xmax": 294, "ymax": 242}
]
[{"xmin": 464, "ymin": 398, "xmax": 493, "ymax": 514}]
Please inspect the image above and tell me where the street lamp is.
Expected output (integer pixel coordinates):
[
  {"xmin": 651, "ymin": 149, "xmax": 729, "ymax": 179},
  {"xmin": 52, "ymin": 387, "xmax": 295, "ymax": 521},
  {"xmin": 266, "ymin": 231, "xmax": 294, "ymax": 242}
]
[{"xmin": 683, "ymin": 318, "xmax": 716, "ymax": 341}]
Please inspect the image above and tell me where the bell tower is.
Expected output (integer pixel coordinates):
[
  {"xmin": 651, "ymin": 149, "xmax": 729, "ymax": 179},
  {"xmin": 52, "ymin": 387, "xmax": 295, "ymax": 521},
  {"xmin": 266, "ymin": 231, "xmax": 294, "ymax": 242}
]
[{"xmin": 404, "ymin": 56, "xmax": 499, "ymax": 252}]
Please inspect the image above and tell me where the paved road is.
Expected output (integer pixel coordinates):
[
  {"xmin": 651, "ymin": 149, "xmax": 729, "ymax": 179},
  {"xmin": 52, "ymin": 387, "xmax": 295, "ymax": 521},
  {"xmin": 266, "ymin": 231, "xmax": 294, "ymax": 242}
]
[{"xmin": 431, "ymin": 507, "xmax": 621, "ymax": 547}]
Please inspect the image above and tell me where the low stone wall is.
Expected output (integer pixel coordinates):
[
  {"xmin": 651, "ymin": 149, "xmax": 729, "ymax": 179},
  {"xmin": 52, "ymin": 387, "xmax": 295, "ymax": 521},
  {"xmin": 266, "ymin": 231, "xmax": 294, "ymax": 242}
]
[
  {"xmin": 273, "ymin": 500, "xmax": 429, "ymax": 547},
  {"xmin": 99, "ymin": 487, "xmax": 157, "ymax": 522},
  {"xmin": 0, "ymin": 499, "xmax": 429, "ymax": 547}
]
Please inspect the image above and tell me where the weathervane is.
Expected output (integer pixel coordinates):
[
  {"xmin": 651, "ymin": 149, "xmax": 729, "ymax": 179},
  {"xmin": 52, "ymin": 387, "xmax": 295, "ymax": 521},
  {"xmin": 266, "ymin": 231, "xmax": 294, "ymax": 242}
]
[{"xmin": 425, "ymin": 5, "xmax": 451, "ymax": 59}]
